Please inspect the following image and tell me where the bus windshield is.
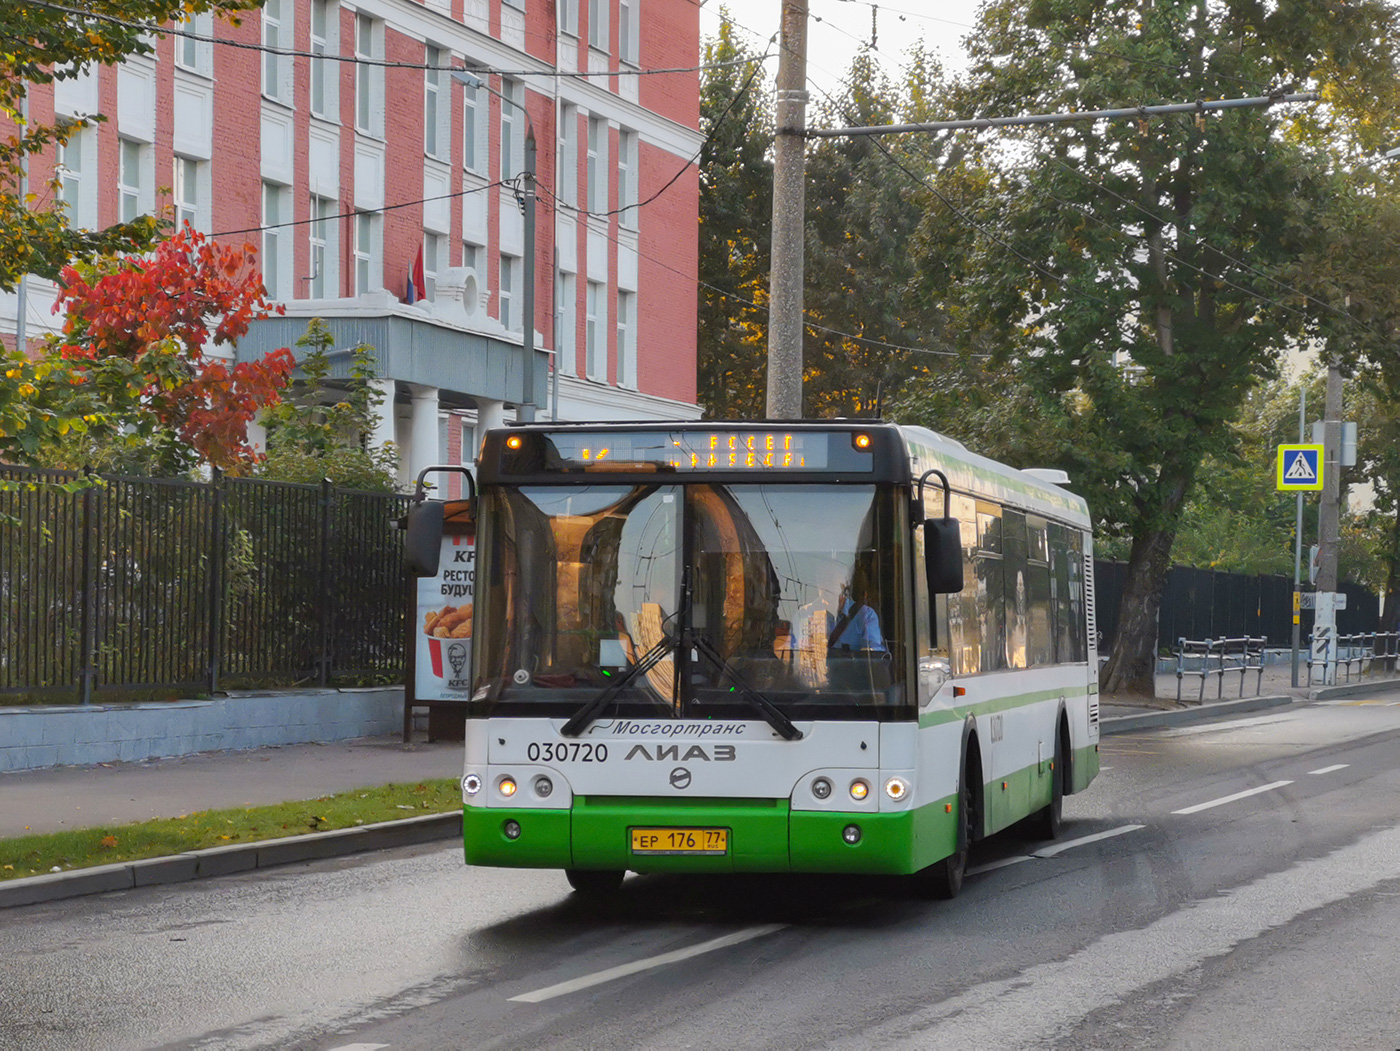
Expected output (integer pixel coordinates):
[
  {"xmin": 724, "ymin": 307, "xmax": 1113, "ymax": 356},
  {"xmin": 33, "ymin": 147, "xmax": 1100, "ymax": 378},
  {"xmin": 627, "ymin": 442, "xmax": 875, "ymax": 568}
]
[{"xmin": 473, "ymin": 483, "xmax": 907, "ymax": 719}]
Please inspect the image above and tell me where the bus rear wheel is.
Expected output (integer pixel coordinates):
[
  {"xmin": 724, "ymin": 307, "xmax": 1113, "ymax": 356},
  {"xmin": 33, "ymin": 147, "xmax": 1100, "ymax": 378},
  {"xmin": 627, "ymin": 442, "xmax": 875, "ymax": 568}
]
[{"xmin": 565, "ymin": 869, "xmax": 625, "ymax": 895}]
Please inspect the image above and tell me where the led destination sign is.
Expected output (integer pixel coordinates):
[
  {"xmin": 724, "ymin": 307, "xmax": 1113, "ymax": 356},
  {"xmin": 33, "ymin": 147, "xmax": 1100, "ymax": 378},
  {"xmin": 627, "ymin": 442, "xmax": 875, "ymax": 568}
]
[{"xmin": 518, "ymin": 430, "xmax": 876, "ymax": 473}]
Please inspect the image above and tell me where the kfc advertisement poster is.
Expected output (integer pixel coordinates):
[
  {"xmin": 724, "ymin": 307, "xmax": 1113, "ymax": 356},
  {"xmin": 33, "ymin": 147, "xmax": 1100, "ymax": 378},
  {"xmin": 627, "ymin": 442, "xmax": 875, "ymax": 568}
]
[{"xmin": 416, "ymin": 525, "xmax": 474, "ymax": 700}]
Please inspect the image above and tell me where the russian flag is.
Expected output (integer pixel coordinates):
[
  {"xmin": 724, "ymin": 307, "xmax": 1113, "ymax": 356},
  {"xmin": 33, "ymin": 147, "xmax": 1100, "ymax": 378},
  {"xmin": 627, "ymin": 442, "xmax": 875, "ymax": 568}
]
[{"xmin": 406, "ymin": 244, "xmax": 426, "ymax": 304}]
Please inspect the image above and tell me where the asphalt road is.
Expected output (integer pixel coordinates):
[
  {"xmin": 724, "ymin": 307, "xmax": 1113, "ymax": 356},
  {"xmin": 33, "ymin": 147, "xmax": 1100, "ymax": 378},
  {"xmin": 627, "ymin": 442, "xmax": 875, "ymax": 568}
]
[{"xmin": 4, "ymin": 695, "xmax": 1400, "ymax": 1051}]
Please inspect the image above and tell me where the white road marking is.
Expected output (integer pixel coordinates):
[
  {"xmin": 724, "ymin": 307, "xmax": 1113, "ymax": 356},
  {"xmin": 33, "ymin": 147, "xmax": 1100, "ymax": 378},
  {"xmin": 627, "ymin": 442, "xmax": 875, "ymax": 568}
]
[
  {"xmin": 967, "ymin": 824, "xmax": 1144, "ymax": 875},
  {"xmin": 1033, "ymin": 823, "xmax": 1145, "ymax": 858},
  {"xmin": 327, "ymin": 1045, "xmax": 390, "ymax": 1050},
  {"xmin": 1172, "ymin": 780, "xmax": 1294, "ymax": 815},
  {"xmin": 509, "ymin": 924, "xmax": 788, "ymax": 1004},
  {"xmin": 1309, "ymin": 764, "xmax": 1350, "ymax": 775}
]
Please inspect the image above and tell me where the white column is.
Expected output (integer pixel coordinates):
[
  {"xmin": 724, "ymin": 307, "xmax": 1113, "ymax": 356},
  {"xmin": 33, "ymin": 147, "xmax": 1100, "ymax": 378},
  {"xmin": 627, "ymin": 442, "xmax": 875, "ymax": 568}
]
[
  {"xmin": 245, "ymin": 419, "xmax": 268, "ymax": 457},
  {"xmin": 367, "ymin": 378, "xmax": 397, "ymax": 455},
  {"xmin": 407, "ymin": 384, "xmax": 441, "ymax": 489},
  {"xmin": 475, "ymin": 399, "xmax": 508, "ymax": 461}
]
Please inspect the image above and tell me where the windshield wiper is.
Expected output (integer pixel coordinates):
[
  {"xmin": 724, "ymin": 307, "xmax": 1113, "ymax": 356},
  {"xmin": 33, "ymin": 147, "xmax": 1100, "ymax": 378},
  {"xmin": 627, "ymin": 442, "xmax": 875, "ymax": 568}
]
[
  {"xmin": 688, "ymin": 632, "xmax": 804, "ymax": 741},
  {"xmin": 560, "ymin": 632, "xmax": 677, "ymax": 738}
]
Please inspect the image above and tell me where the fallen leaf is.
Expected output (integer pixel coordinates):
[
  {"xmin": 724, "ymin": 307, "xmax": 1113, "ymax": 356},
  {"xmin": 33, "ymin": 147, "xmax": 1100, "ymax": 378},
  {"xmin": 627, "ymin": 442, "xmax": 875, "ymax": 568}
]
[{"xmin": 100, "ymin": 835, "xmax": 118, "ymax": 849}]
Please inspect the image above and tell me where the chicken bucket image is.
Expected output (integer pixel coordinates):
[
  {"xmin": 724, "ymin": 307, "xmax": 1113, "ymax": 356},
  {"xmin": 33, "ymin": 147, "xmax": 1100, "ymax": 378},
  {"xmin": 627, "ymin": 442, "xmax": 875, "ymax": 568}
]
[{"xmin": 416, "ymin": 530, "xmax": 474, "ymax": 698}]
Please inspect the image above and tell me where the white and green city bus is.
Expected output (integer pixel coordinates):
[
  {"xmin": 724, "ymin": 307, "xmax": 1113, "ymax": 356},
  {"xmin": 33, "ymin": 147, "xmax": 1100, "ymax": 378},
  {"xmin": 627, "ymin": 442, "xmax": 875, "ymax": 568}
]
[{"xmin": 408, "ymin": 421, "xmax": 1100, "ymax": 898}]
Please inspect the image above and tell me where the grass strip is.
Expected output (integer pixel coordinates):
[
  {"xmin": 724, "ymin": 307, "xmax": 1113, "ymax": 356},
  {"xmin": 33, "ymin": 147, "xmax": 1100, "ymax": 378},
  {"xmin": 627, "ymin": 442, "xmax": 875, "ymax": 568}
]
[{"xmin": 0, "ymin": 779, "xmax": 461, "ymax": 881}]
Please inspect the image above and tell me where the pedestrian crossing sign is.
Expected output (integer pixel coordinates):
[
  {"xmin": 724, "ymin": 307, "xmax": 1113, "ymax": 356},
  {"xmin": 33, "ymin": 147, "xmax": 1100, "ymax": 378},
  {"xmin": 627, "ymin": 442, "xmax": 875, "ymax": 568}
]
[{"xmin": 1276, "ymin": 444, "xmax": 1324, "ymax": 491}]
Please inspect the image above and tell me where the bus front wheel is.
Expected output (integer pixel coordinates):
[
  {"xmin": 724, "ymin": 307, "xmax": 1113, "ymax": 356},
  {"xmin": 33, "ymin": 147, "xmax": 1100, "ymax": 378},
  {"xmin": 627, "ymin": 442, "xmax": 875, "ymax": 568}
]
[
  {"xmin": 565, "ymin": 869, "xmax": 625, "ymax": 895},
  {"xmin": 919, "ymin": 755, "xmax": 974, "ymax": 900}
]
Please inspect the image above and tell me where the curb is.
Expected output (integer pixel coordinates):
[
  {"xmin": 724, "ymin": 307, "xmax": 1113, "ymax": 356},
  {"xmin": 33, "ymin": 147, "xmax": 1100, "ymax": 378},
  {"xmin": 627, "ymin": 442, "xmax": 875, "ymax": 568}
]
[
  {"xmin": 1308, "ymin": 677, "xmax": 1400, "ymax": 701},
  {"xmin": 0, "ymin": 811, "xmax": 462, "ymax": 910},
  {"xmin": 1101, "ymin": 693, "xmax": 1297, "ymax": 735}
]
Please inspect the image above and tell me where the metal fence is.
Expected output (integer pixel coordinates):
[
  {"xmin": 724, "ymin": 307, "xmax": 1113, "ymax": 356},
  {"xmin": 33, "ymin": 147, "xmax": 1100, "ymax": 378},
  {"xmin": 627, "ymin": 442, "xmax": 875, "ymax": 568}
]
[
  {"xmin": 1094, "ymin": 560, "xmax": 1381, "ymax": 652},
  {"xmin": 1, "ymin": 466, "xmax": 409, "ymax": 701}
]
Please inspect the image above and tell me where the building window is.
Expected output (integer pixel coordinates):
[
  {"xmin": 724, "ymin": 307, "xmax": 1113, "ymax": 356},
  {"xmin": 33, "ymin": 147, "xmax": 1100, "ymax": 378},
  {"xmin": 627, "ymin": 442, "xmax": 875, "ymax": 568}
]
[
  {"xmin": 118, "ymin": 139, "xmax": 143, "ymax": 223},
  {"xmin": 58, "ymin": 134, "xmax": 83, "ymax": 217},
  {"xmin": 310, "ymin": 0, "xmax": 335, "ymax": 119},
  {"xmin": 462, "ymin": 240, "xmax": 484, "ymax": 278},
  {"xmin": 262, "ymin": 182, "xmax": 288, "ymax": 299},
  {"xmin": 503, "ymin": 0, "xmax": 524, "ymax": 9},
  {"xmin": 173, "ymin": 156, "xmax": 199, "ymax": 229},
  {"xmin": 499, "ymin": 254, "xmax": 519, "ymax": 331},
  {"xmin": 462, "ymin": 77, "xmax": 481, "ymax": 172},
  {"xmin": 500, "ymin": 79, "xmax": 523, "ymax": 181},
  {"xmin": 619, "ymin": 0, "xmax": 638, "ymax": 63},
  {"xmin": 177, "ymin": 10, "xmax": 213, "ymax": 75},
  {"xmin": 309, "ymin": 194, "xmax": 337, "ymax": 298},
  {"xmin": 588, "ymin": 0, "xmax": 608, "ymax": 51},
  {"xmin": 424, "ymin": 232, "xmax": 444, "ymax": 299},
  {"xmin": 586, "ymin": 116, "xmax": 607, "ymax": 213},
  {"xmin": 617, "ymin": 129, "xmax": 637, "ymax": 228},
  {"xmin": 555, "ymin": 271, "xmax": 576, "ymax": 375},
  {"xmin": 559, "ymin": 104, "xmax": 578, "ymax": 207},
  {"xmin": 424, "ymin": 46, "xmax": 445, "ymax": 158},
  {"xmin": 560, "ymin": 0, "xmax": 578, "ymax": 36},
  {"xmin": 354, "ymin": 211, "xmax": 378, "ymax": 294},
  {"xmin": 617, "ymin": 290, "xmax": 636, "ymax": 387},
  {"xmin": 262, "ymin": 0, "xmax": 290, "ymax": 103},
  {"xmin": 585, "ymin": 280, "xmax": 606, "ymax": 379},
  {"xmin": 355, "ymin": 14, "xmax": 382, "ymax": 137}
]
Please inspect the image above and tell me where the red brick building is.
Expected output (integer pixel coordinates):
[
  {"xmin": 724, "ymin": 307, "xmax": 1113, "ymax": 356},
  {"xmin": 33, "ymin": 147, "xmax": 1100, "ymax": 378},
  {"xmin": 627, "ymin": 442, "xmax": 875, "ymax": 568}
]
[{"xmin": 3, "ymin": 0, "xmax": 703, "ymax": 483}]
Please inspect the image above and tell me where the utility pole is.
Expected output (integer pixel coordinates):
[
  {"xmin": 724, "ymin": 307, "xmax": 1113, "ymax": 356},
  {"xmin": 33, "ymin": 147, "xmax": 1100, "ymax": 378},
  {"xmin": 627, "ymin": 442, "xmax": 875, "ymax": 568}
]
[
  {"xmin": 765, "ymin": 0, "xmax": 808, "ymax": 420},
  {"xmin": 1312, "ymin": 359, "xmax": 1344, "ymax": 685}
]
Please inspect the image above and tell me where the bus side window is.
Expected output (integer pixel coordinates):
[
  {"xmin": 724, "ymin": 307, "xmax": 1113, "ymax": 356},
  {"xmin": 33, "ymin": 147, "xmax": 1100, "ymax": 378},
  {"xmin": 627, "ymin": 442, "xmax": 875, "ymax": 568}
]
[
  {"xmin": 1025, "ymin": 516, "xmax": 1054, "ymax": 666},
  {"xmin": 976, "ymin": 504, "xmax": 1006, "ymax": 673}
]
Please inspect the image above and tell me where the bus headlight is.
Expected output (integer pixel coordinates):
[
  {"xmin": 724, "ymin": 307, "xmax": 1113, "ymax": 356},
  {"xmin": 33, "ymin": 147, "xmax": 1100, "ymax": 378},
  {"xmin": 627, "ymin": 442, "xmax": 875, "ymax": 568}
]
[
  {"xmin": 884, "ymin": 777, "xmax": 909, "ymax": 801},
  {"xmin": 849, "ymin": 779, "xmax": 870, "ymax": 801},
  {"xmin": 534, "ymin": 775, "xmax": 553, "ymax": 798},
  {"xmin": 843, "ymin": 824, "xmax": 862, "ymax": 844},
  {"xmin": 499, "ymin": 776, "xmax": 518, "ymax": 798},
  {"xmin": 462, "ymin": 773, "xmax": 482, "ymax": 796},
  {"xmin": 812, "ymin": 777, "xmax": 833, "ymax": 800}
]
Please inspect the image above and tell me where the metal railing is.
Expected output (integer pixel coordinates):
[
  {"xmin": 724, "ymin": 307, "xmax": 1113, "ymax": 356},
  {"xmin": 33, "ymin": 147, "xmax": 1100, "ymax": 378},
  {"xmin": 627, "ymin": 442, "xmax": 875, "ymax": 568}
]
[
  {"xmin": 1, "ymin": 466, "xmax": 409, "ymax": 702},
  {"xmin": 1175, "ymin": 636, "xmax": 1268, "ymax": 703},
  {"xmin": 1307, "ymin": 632, "xmax": 1400, "ymax": 685}
]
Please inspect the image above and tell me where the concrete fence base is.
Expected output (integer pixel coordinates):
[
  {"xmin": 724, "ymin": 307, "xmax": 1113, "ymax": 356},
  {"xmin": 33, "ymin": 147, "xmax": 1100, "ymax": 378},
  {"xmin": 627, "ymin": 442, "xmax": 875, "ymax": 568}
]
[{"xmin": 0, "ymin": 687, "xmax": 403, "ymax": 772}]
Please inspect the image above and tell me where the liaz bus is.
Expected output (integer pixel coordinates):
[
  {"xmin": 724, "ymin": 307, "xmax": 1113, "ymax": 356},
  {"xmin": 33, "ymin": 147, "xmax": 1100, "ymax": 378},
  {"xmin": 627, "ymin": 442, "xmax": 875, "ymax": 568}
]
[{"xmin": 405, "ymin": 421, "xmax": 1100, "ymax": 898}]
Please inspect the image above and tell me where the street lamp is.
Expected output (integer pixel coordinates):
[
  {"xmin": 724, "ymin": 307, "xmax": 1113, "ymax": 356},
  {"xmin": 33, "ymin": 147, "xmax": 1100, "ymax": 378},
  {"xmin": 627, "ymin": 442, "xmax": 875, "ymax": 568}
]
[{"xmin": 451, "ymin": 69, "xmax": 537, "ymax": 421}]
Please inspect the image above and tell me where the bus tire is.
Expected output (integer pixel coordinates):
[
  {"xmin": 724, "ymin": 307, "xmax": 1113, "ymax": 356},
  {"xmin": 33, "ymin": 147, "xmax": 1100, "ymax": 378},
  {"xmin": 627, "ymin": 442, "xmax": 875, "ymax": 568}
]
[
  {"xmin": 565, "ymin": 869, "xmax": 625, "ymax": 895},
  {"xmin": 1028, "ymin": 719, "xmax": 1066, "ymax": 841},
  {"xmin": 920, "ymin": 747, "xmax": 976, "ymax": 900}
]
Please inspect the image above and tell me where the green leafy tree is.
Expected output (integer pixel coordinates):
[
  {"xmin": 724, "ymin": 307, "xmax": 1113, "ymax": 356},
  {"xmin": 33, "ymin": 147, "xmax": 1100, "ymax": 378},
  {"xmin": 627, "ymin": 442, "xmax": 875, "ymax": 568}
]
[
  {"xmin": 1, "ymin": 0, "xmax": 262, "ymax": 291},
  {"xmin": 696, "ymin": 18, "xmax": 773, "ymax": 420},
  {"xmin": 943, "ymin": 0, "xmax": 1400, "ymax": 694},
  {"xmin": 256, "ymin": 319, "xmax": 399, "ymax": 492}
]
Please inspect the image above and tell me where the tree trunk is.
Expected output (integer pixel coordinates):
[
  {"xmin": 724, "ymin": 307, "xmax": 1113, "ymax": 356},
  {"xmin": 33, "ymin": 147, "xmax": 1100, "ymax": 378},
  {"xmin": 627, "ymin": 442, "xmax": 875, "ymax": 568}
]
[
  {"xmin": 1100, "ymin": 525, "xmax": 1178, "ymax": 697},
  {"xmin": 1100, "ymin": 459, "xmax": 1197, "ymax": 698}
]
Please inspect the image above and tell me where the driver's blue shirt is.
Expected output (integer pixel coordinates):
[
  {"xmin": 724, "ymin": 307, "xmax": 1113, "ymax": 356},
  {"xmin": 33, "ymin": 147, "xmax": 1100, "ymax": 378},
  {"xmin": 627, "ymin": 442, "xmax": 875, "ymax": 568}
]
[{"xmin": 830, "ymin": 598, "xmax": 886, "ymax": 653}]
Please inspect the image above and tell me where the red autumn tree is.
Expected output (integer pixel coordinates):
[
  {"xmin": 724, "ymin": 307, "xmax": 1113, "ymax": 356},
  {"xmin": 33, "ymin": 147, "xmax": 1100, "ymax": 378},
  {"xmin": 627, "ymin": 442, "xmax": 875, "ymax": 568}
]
[{"xmin": 52, "ymin": 225, "xmax": 295, "ymax": 473}]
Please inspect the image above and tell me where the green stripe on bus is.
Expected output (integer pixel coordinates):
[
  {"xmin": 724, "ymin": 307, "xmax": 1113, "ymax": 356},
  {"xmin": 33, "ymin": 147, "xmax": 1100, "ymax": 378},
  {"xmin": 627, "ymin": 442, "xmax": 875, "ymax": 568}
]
[{"xmin": 918, "ymin": 683, "xmax": 1093, "ymax": 727}]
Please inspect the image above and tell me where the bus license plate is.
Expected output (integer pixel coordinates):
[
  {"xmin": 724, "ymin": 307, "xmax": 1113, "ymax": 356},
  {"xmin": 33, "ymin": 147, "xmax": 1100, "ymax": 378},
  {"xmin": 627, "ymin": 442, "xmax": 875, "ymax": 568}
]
[{"xmin": 630, "ymin": 827, "xmax": 729, "ymax": 855}]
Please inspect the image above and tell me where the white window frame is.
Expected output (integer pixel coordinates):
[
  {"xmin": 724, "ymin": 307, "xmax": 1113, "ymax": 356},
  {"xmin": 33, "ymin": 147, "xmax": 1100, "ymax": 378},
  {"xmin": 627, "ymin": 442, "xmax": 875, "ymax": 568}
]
[
  {"xmin": 117, "ymin": 138, "xmax": 144, "ymax": 223},
  {"xmin": 585, "ymin": 280, "xmax": 607, "ymax": 380},
  {"xmin": 355, "ymin": 14, "xmax": 384, "ymax": 138},
  {"xmin": 560, "ymin": 0, "xmax": 578, "ymax": 36},
  {"xmin": 559, "ymin": 104, "xmax": 578, "ymax": 208},
  {"xmin": 616, "ymin": 289, "xmax": 636, "ymax": 388},
  {"xmin": 499, "ymin": 79, "xmax": 523, "ymax": 181},
  {"xmin": 424, "ymin": 46, "xmax": 446, "ymax": 159},
  {"xmin": 586, "ymin": 116, "xmax": 607, "ymax": 213},
  {"xmin": 619, "ymin": 0, "xmax": 638, "ymax": 64},
  {"xmin": 261, "ymin": 0, "xmax": 292, "ymax": 104},
  {"xmin": 462, "ymin": 77, "xmax": 482, "ymax": 173},
  {"xmin": 309, "ymin": 193, "xmax": 338, "ymax": 298},
  {"xmin": 57, "ymin": 132, "xmax": 84, "ymax": 221},
  {"xmin": 617, "ymin": 128, "xmax": 638, "ymax": 229},
  {"xmin": 173, "ymin": 155, "xmax": 199, "ymax": 229},
  {"xmin": 499, "ymin": 253, "xmax": 520, "ymax": 331},
  {"xmin": 354, "ymin": 211, "xmax": 379, "ymax": 294},
  {"xmin": 555, "ymin": 270, "xmax": 576, "ymax": 375},
  {"xmin": 424, "ymin": 231, "xmax": 444, "ymax": 300},
  {"xmin": 588, "ymin": 0, "xmax": 608, "ymax": 51},
  {"xmin": 262, "ymin": 181, "xmax": 291, "ymax": 300},
  {"xmin": 176, "ymin": 10, "xmax": 213, "ymax": 76},
  {"xmin": 310, "ymin": 0, "xmax": 337, "ymax": 121}
]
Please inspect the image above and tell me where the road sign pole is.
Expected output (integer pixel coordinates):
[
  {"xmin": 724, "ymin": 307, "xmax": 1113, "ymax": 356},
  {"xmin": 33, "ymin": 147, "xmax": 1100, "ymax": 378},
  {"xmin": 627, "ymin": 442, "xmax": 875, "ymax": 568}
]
[{"xmin": 1291, "ymin": 389, "xmax": 1305, "ymax": 688}]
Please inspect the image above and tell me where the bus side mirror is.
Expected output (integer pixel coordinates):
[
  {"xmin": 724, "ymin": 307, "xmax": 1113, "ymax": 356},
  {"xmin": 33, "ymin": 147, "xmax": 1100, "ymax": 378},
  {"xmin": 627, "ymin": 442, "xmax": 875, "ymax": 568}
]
[
  {"xmin": 404, "ymin": 500, "xmax": 445, "ymax": 577},
  {"xmin": 924, "ymin": 518, "xmax": 964, "ymax": 594}
]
